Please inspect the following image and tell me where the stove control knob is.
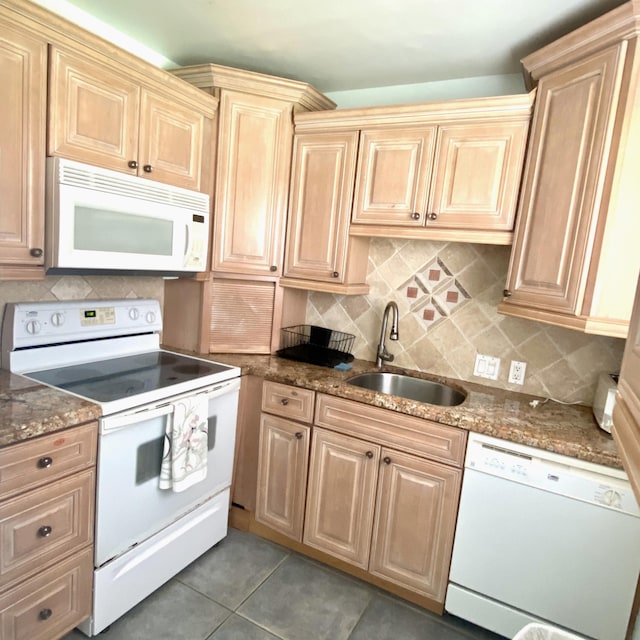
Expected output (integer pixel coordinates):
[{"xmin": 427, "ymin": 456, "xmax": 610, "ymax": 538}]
[
  {"xmin": 50, "ymin": 312, "xmax": 65, "ymax": 327},
  {"xmin": 128, "ymin": 308, "xmax": 140, "ymax": 321},
  {"xmin": 145, "ymin": 311, "xmax": 156, "ymax": 324},
  {"xmin": 25, "ymin": 319, "xmax": 41, "ymax": 335}
]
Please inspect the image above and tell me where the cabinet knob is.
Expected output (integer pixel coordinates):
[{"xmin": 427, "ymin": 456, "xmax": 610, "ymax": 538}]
[
  {"xmin": 410, "ymin": 212, "xmax": 421, "ymax": 220},
  {"xmin": 295, "ymin": 431, "xmax": 303, "ymax": 440},
  {"xmin": 269, "ymin": 265, "xmax": 278, "ymax": 272},
  {"xmin": 365, "ymin": 450, "xmax": 374, "ymax": 459},
  {"xmin": 143, "ymin": 164, "xmax": 153, "ymax": 173},
  {"xmin": 30, "ymin": 247, "xmax": 43, "ymax": 258},
  {"xmin": 383, "ymin": 456, "xmax": 392, "ymax": 465},
  {"xmin": 38, "ymin": 525, "xmax": 53, "ymax": 538},
  {"xmin": 280, "ymin": 398, "xmax": 289, "ymax": 406},
  {"xmin": 127, "ymin": 160, "xmax": 138, "ymax": 169},
  {"xmin": 39, "ymin": 608, "xmax": 53, "ymax": 621},
  {"xmin": 503, "ymin": 289, "xmax": 512, "ymax": 298},
  {"xmin": 427, "ymin": 212, "xmax": 438, "ymax": 221},
  {"xmin": 332, "ymin": 271, "xmax": 339, "ymax": 278},
  {"xmin": 37, "ymin": 456, "xmax": 53, "ymax": 469}
]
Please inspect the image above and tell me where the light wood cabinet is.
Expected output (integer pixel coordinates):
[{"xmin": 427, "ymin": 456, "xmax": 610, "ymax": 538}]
[
  {"xmin": 303, "ymin": 428, "xmax": 380, "ymax": 568},
  {"xmin": 249, "ymin": 385, "xmax": 466, "ymax": 610},
  {"xmin": 0, "ymin": 20, "xmax": 46, "ymax": 279},
  {"xmin": 281, "ymin": 131, "xmax": 370, "ymax": 294},
  {"xmin": 212, "ymin": 90, "xmax": 293, "ymax": 275},
  {"xmin": 255, "ymin": 414, "xmax": 310, "ymax": 541},
  {"xmin": 48, "ymin": 46, "xmax": 214, "ymax": 192},
  {"xmin": 369, "ymin": 448, "xmax": 461, "ymax": 601},
  {"xmin": 0, "ymin": 422, "xmax": 97, "ymax": 639},
  {"xmin": 163, "ymin": 64, "xmax": 334, "ymax": 354},
  {"xmin": 255, "ymin": 381, "xmax": 314, "ymax": 541},
  {"xmin": 294, "ymin": 93, "xmax": 533, "ymax": 246},
  {"xmin": 172, "ymin": 64, "xmax": 335, "ymax": 278},
  {"xmin": 0, "ymin": 548, "xmax": 92, "ymax": 640},
  {"xmin": 613, "ymin": 275, "xmax": 640, "ymax": 502},
  {"xmin": 499, "ymin": 4, "xmax": 640, "ymax": 338},
  {"xmin": 304, "ymin": 394, "xmax": 465, "ymax": 603},
  {"xmin": 352, "ymin": 121, "xmax": 527, "ymax": 234},
  {"xmin": 352, "ymin": 127, "xmax": 436, "ymax": 227}
]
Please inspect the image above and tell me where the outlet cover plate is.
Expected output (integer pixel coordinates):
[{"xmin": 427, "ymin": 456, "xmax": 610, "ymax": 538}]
[
  {"xmin": 474, "ymin": 354, "xmax": 500, "ymax": 380},
  {"xmin": 508, "ymin": 360, "xmax": 527, "ymax": 385}
]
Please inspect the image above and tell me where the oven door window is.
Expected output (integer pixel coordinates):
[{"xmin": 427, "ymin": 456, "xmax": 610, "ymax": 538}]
[{"xmin": 95, "ymin": 392, "xmax": 237, "ymax": 568}]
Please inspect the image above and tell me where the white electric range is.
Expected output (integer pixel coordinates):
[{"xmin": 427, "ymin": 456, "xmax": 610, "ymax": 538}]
[{"xmin": 1, "ymin": 299, "xmax": 241, "ymax": 636}]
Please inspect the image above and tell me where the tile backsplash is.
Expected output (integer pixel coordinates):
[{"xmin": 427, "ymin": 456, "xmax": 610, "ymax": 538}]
[
  {"xmin": 0, "ymin": 275, "xmax": 164, "ymax": 333},
  {"xmin": 306, "ymin": 239, "xmax": 625, "ymax": 405}
]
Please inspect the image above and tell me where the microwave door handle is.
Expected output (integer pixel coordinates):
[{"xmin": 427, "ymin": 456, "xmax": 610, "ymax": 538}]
[
  {"xmin": 101, "ymin": 403, "xmax": 174, "ymax": 434},
  {"xmin": 184, "ymin": 223, "xmax": 190, "ymax": 258}
]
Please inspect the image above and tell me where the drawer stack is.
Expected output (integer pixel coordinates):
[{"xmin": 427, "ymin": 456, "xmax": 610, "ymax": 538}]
[{"xmin": 0, "ymin": 422, "xmax": 97, "ymax": 640}]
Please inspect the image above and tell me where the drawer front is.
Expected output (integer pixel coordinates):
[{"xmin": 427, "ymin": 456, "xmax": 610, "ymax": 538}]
[
  {"xmin": 0, "ymin": 470, "xmax": 94, "ymax": 592},
  {"xmin": 315, "ymin": 394, "xmax": 466, "ymax": 467},
  {"xmin": 0, "ymin": 547, "xmax": 92, "ymax": 640},
  {"xmin": 262, "ymin": 381, "xmax": 315, "ymax": 424},
  {"xmin": 0, "ymin": 422, "xmax": 97, "ymax": 501}
]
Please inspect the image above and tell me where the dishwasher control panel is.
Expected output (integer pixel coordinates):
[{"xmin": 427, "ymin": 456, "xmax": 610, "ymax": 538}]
[{"xmin": 465, "ymin": 433, "xmax": 640, "ymax": 516}]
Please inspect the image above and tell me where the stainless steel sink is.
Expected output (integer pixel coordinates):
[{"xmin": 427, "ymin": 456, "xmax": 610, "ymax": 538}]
[{"xmin": 346, "ymin": 372, "xmax": 466, "ymax": 406}]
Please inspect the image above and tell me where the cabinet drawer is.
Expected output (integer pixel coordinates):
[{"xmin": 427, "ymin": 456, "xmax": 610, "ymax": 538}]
[
  {"xmin": 0, "ymin": 469, "xmax": 94, "ymax": 592},
  {"xmin": 315, "ymin": 394, "xmax": 466, "ymax": 467},
  {"xmin": 0, "ymin": 546, "xmax": 92, "ymax": 640},
  {"xmin": 262, "ymin": 381, "xmax": 315, "ymax": 424},
  {"xmin": 0, "ymin": 422, "xmax": 97, "ymax": 501}
]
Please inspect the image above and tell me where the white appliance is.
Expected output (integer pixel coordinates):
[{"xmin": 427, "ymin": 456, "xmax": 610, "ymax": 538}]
[
  {"xmin": 1, "ymin": 299, "xmax": 240, "ymax": 637},
  {"xmin": 446, "ymin": 433, "xmax": 640, "ymax": 640},
  {"xmin": 592, "ymin": 372, "xmax": 619, "ymax": 433},
  {"xmin": 45, "ymin": 158, "xmax": 210, "ymax": 274}
]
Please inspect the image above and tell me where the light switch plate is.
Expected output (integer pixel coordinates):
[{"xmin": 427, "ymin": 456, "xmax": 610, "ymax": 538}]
[{"xmin": 474, "ymin": 354, "xmax": 500, "ymax": 380}]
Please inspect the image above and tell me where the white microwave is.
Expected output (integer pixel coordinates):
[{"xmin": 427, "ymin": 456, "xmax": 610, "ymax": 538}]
[{"xmin": 45, "ymin": 158, "xmax": 210, "ymax": 274}]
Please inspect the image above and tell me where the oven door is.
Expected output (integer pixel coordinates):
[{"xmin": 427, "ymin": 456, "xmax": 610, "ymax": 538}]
[{"xmin": 94, "ymin": 378, "xmax": 239, "ymax": 567}]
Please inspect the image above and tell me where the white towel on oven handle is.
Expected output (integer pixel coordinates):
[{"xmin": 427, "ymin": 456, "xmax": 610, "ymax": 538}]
[{"xmin": 159, "ymin": 393, "xmax": 209, "ymax": 492}]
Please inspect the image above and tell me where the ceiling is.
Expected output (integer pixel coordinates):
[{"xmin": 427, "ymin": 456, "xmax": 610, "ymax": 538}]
[{"xmin": 56, "ymin": 0, "xmax": 625, "ymax": 93}]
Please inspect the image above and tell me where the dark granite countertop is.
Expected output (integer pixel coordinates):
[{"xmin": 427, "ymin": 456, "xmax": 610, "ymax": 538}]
[
  {"xmin": 200, "ymin": 352, "xmax": 622, "ymax": 469},
  {"xmin": 0, "ymin": 370, "xmax": 102, "ymax": 448},
  {"xmin": 0, "ymin": 350, "xmax": 620, "ymax": 470}
]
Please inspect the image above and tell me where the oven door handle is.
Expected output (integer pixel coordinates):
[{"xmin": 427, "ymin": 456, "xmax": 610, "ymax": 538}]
[{"xmin": 101, "ymin": 403, "xmax": 175, "ymax": 434}]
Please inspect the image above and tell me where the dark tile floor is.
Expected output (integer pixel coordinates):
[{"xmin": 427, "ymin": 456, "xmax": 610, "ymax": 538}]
[{"xmin": 63, "ymin": 528, "xmax": 505, "ymax": 640}]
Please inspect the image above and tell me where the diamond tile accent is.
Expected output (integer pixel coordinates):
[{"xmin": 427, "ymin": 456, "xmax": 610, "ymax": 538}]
[
  {"xmin": 413, "ymin": 297, "xmax": 446, "ymax": 329},
  {"xmin": 305, "ymin": 238, "xmax": 625, "ymax": 405},
  {"xmin": 434, "ymin": 278, "xmax": 471, "ymax": 314}
]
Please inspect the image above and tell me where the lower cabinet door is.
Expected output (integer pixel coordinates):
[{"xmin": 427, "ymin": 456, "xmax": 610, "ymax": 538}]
[
  {"xmin": 255, "ymin": 414, "xmax": 310, "ymax": 541},
  {"xmin": 0, "ymin": 547, "xmax": 92, "ymax": 640},
  {"xmin": 303, "ymin": 428, "xmax": 380, "ymax": 568},
  {"xmin": 369, "ymin": 448, "xmax": 461, "ymax": 602}
]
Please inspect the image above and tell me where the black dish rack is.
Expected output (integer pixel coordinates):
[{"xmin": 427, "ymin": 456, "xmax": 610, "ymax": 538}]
[{"xmin": 277, "ymin": 325, "xmax": 355, "ymax": 368}]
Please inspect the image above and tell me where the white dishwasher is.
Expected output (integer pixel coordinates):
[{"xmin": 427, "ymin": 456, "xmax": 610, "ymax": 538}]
[{"xmin": 445, "ymin": 432, "xmax": 640, "ymax": 640}]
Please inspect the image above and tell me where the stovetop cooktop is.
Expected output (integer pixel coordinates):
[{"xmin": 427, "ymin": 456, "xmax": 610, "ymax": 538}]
[{"xmin": 25, "ymin": 350, "xmax": 236, "ymax": 406}]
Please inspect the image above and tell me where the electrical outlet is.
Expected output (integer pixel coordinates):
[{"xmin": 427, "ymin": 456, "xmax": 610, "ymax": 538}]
[
  {"xmin": 473, "ymin": 354, "xmax": 500, "ymax": 381},
  {"xmin": 508, "ymin": 360, "xmax": 527, "ymax": 385}
]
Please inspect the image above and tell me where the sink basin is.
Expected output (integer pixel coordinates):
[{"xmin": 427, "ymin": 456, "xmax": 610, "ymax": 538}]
[{"xmin": 346, "ymin": 372, "xmax": 466, "ymax": 407}]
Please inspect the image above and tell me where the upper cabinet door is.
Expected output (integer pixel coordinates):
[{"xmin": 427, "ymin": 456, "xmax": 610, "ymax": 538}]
[
  {"xmin": 48, "ymin": 47, "xmax": 140, "ymax": 173},
  {"xmin": 427, "ymin": 121, "xmax": 529, "ymax": 230},
  {"xmin": 138, "ymin": 89, "xmax": 207, "ymax": 191},
  {"xmin": 213, "ymin": 90, "xmax": 293, "ymax": 275},
  {"xmin": 502, "ymin": 44, "xmax": 626, "ymax": 317},
  {"xmin": 284, "ymin": 131, "xmax": 359, "ymax": 282},
  {"xmin": 613, "ymin": 276, "xmax": 640, "ymax": 502},
  {"xmin": 0, "ymin": 23, "xmax": 46, "ymax": 276},
  {"xmin": 352, "ymin": 127, "xmax": 436, "ymax": 226}
]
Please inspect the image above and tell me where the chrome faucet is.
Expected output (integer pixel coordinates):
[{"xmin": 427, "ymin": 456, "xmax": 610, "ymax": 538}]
[{"xmin": 376, "ymin": 301, "xmax": 399, "ymax": 367}]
